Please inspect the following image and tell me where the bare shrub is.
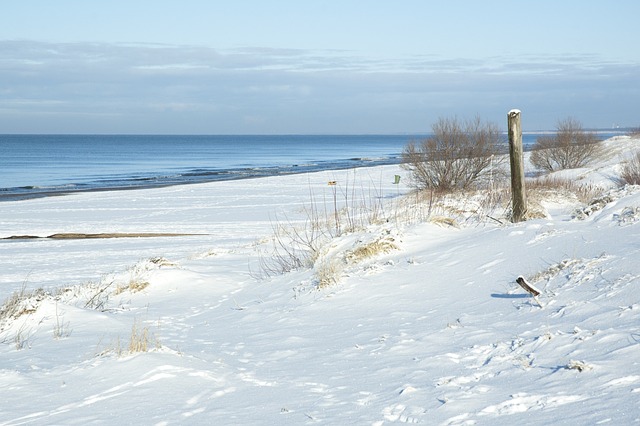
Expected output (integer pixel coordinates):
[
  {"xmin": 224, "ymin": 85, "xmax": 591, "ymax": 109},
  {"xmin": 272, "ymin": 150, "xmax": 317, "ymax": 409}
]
[
  {"xmin": 530, "ymin": 117, "xmax": 602, "ymax": 172},
  {"xmin": 257, "ymin": 176, "xmax": 389, "ymax": 279},
  {"xmin": 259, "ymin": 220, "xmax": 318, "ymax": 277},
  {"xmin": 401, "ymin": 116, "xmax": 505, "ymax": 191},
  {"xmin": 620, "ymin": 151, "xmax": 640, "ymax": 185},
  {"xmin": 627, "ymin": 127, "xmax": 640, "ymax": 138}
]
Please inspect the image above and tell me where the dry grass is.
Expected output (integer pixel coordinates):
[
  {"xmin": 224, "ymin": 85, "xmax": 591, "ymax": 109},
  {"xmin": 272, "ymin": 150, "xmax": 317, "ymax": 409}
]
[
  {"xmin": 0, "ymin": 284, "xmax": 47, "ymax": 328},
  {"xmin": 314, "ymin": 234, "xmax": 400, "ymax": 288},
  {"xmin": 345, "ymin": 237, "xmax": 399, "ymax": 264},
  {"xmin": 98, "ymin": 319, "xmax": 161, "ymax": 357},
  {"xmin": 315, "ymin": 258, "xmax": 343, "ymax": 288},
  {"xmin": 620, "ymin": 151, "xmax": 640, "ymax": 185},
  {"xmin": 115, "ymin": 278, "xmax": 150, "ymax": 295},
  {"xmin": 518, "ymin": 176, "xmax": 604, "ymax": 221},
  {"xmin": 128, "ymin": 319, "xmax": 160, "ymax": 353},
  {"xmin": 526, "ymin": 176, "xmax": 602, "ymax": 205},
  {"xmin": 528, "ymin": 258, "xmax": 581, "ymax": 284},
  {"xmin": 429, "ymin": 216, "xmax": 459, "ymax": 227},
  {"xmin": 52, "ymin": 301, "xmax": 71, "ymax": 340},
  {"xmin": 0, "ymin": 282, "xmax": 49, "ymax": 349},
  {"xmin": 259, "ymin": 161, "xmax": 609, "ymax": 287},
  {"xmin": 258, "ymin": 175, "xmax": 391, "ymax": 279},
  {"xmin": 113, "ymin": 257, "xmax": 177, "ymax": 295},
  {"xmin": 391, "ymin": 184, "xmax": 511, "ymax": 227},
  {"xmin": 259, "ymin": 171, "xmax": 510, "ymax": 281}
]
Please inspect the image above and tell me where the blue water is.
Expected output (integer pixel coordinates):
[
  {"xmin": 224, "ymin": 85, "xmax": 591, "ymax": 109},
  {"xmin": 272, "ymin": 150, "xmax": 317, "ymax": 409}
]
[
  {"xmin": 0, "ymin": 135, "xmax": 416, "ymax": 200},
  {"xmin": 0, "ymin": 132, "xmax": 624, "ymax": 200}
]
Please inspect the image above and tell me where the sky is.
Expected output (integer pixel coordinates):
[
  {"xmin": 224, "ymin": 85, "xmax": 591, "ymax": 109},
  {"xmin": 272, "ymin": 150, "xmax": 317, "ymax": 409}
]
[{"xmin": 1, "ymin": 0, "xmax": 639, "ymax": 134}]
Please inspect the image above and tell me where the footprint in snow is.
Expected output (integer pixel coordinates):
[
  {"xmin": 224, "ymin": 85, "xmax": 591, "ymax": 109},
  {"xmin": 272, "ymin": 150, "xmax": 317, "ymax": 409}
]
[
  {"xmin": 382, "ymin": 403, "xmax": 421, "ymax": 423},
  {"xmin": 478, "ymin": 392, "xmax": 585, "ymax": 416}
]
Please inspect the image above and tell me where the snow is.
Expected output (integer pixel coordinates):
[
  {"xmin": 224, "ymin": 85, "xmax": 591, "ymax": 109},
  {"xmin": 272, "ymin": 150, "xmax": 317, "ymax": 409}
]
[{"xmin": 1, "ymin": 137, "xmax": 640, "ymax": 425}]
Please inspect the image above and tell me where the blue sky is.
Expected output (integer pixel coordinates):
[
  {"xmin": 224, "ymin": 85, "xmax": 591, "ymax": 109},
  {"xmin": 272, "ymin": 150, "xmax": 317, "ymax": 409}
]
[{"xmin": 1, "ymin": 1, "xmax": 639, "ymax": 133}]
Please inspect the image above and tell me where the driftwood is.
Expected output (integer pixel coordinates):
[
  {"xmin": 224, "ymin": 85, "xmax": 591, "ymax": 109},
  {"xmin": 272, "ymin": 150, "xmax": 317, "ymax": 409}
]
[
  {"xmin": 516, "ymin": 276, "xmax": 541, "ymax": 297},
  {"xmin": 2, "ymin": 232, "xmax": 206, "ymax": 241}
]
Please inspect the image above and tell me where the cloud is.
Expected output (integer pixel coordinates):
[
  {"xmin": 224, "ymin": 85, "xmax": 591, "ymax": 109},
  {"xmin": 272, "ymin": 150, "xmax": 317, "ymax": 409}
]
[{"xmin": 1, "ymin": 40, "xmax": 638, "ymax": 133}]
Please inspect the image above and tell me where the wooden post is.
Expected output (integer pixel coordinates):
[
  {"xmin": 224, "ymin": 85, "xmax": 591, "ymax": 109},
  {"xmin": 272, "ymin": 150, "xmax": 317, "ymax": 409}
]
[{"xmin": 508, "ymin": 109, "xmax": 527, "ymax": 222}]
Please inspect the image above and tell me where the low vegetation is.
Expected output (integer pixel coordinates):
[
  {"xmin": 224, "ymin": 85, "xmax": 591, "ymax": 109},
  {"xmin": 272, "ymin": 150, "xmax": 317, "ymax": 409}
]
[
  {"xmin": 628, "ymin": 127, "xmax": 640, "ymax": 138},
  {"xmin": 128, "ymin": 319, "xmax": 161, "ymax": 353},
  {"xmin": 401, "ymin": 116, "xmax": 506, "ymax": 191},
  {"xmin": 95, "ymin": 318, "xmax": 162, "ymax": 357},
  {"xmin": 257, "ymin": 173, "xmax": 391, "ymax": 281},
  {"xmin": 620, "ymin": 151, "xmax": 640, "ymax": 185},
  {"xmin": 0, "ymin": 284, "xmax": 45, "ymax": 327},
  {"xmin": 526, "ymin": 176, "xmax": 602, "ymax": 205},
  {"xmin": 530, "ymin": 117, "xmax": 602, "ymax": 172},
  {"xmin": 0, "ymin": 256, "xmax": 176, "ymax": 352},
  {"xmin": 256, "ymin": 178, "xmax": 532, "ymax": 284},
  {"xmin": 258, "ymin": 114, "xmax": 629, "ymax": 284}
]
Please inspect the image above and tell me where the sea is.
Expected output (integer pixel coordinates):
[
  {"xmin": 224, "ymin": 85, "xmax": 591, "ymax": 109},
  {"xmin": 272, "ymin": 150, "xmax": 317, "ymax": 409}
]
[{"xmin": 0, "ymin": 132, "xmax": 626, "ymax": 201}]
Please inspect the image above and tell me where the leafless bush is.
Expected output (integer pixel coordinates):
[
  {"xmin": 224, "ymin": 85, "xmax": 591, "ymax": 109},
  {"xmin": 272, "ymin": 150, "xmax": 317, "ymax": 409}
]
[
  {"xmin": 530, "ymin": 117, "xmax": 602, "ymax": 172},
  {"xmin": 620, "ymin": 151, "xmax": 640, "ymax": 185},
  {"xmin": 401, "ymin": 116, "xmax": 506, "ymax": 191},
  {"xmin": 258, "ymin": 219, "xmax": 320, "ymax": 277},
  {"xmin": 627, "ymin": 127, "xmax": 640, "ymax": 138},
  {"xmin": 257, "ymin": 176, "xmax": 389, "ymax": 279}
]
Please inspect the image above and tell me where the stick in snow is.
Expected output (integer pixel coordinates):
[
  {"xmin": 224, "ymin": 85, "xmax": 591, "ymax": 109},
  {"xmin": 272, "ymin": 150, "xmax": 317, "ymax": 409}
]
[{"xmin": 516, "ymin": 276, "xmax": 541, "ymax": 297}]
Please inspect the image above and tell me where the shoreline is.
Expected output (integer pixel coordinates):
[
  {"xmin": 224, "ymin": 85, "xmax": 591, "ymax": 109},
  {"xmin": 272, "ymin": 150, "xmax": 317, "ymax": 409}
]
[
  {"xmin": 3, "ymin": 132, "xmax": 627, "ymax": 203},
  {"xmin": 0, "ymin": 158, "xmax": 402, "ymax": 202}
]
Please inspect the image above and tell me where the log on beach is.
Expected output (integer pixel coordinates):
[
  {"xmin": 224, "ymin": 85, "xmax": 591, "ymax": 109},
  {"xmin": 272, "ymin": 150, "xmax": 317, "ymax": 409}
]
[{"xmin": 2, "ymin": 232, "xmax": 207, "ymax": 240}]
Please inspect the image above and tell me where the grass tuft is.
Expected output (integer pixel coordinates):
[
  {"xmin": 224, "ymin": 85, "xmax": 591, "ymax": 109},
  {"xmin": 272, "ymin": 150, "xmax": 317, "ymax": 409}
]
[
  {"xmin": 128, "ymin": 319, "xmax": 160, "ymax": 353},
  {"xmin": 345, "ymin": 237, "xmax": 399, "ymax": 264},
  {"xmin": 115, "ymin": 279, "xmax": 150, "ymax": 295}
]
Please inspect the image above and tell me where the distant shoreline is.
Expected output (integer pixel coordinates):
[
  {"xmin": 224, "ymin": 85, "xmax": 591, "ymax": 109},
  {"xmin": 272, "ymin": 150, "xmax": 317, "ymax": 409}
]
[{"xmin": 0, "ymin": 158, "xmax": 402, "ymax": 202}]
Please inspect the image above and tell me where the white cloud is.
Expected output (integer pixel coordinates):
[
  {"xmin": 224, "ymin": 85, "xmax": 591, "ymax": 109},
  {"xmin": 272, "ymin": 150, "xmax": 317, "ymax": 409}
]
[{"xmin": 1, "ymin": 40, "xmax": 638, "ymax": 133}]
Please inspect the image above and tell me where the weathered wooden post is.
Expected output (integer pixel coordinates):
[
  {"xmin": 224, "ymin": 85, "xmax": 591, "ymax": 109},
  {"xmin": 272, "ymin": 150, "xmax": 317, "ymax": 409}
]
[{"xmin": 508, "ymin": 109, "xmax": 527, "ymax": 222}]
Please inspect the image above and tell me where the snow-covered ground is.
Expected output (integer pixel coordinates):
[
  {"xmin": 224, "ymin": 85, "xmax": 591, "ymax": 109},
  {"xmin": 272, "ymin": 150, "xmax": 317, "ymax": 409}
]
[{"xmin": 1, "ymin": 136, "xmax": 639, "ymax": 425}]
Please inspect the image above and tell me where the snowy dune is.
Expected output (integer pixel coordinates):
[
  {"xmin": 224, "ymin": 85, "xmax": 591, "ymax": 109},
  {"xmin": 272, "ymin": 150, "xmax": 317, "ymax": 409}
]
[{"xmin": 1, "ymin": 137, "xmax": 640, "ymax": 425}]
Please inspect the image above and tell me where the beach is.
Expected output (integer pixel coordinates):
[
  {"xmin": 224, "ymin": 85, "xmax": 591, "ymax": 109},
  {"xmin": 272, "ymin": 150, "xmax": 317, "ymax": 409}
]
[{"xmin": 1, "ymin": 137, "xmax": 640, "ymax": 424}]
